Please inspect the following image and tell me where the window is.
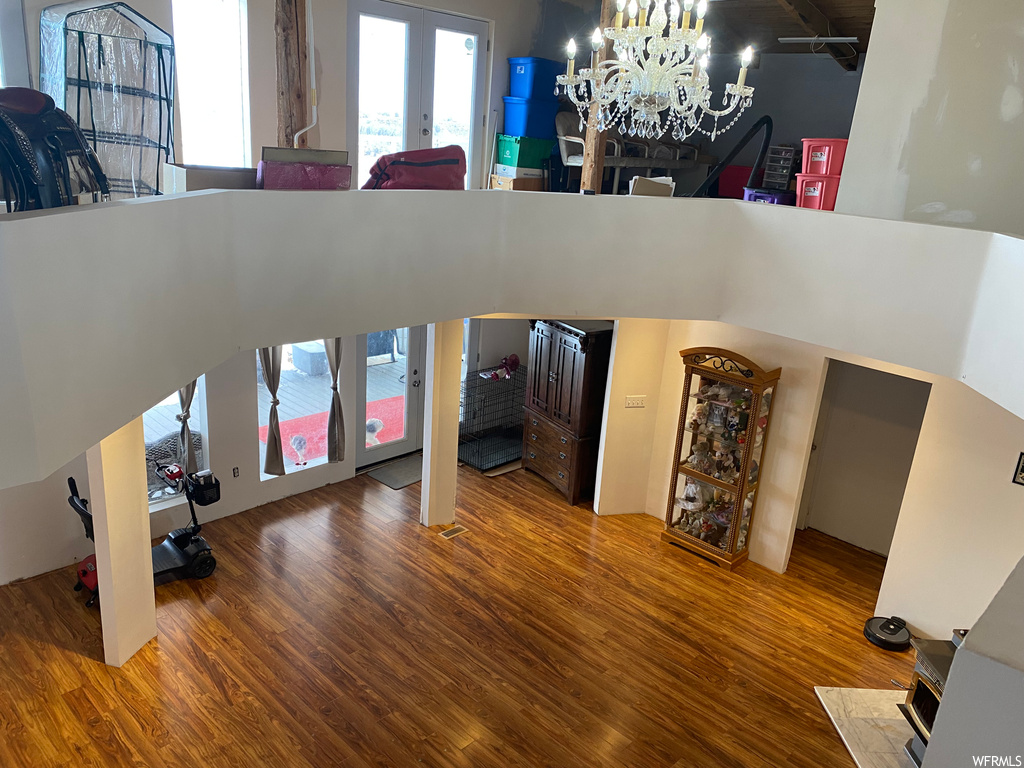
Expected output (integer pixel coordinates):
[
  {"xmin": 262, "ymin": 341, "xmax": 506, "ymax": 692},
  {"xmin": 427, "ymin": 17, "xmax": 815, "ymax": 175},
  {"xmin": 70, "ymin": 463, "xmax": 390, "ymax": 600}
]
[
  {"xmin": 0, "ymin": 0, "xmax": 31, "ymax": 88},
  {"xmin": 257, "ymin": 342, "xmax": 332, "ymax": 477},
  {"xmin": 171, "ymin": 0, "xmax": 250, "ymax": 166},
  {"xmin": 142, "ymin": 377, "xmax": 208, "ymax": 503}
]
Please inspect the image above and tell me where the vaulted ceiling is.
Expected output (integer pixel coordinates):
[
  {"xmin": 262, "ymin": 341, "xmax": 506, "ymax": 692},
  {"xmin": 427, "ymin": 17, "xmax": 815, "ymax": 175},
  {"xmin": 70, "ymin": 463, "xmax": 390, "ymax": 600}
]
[{"xmin": 704, "ymin": 0, "xmax": 874, "ymax": 70}]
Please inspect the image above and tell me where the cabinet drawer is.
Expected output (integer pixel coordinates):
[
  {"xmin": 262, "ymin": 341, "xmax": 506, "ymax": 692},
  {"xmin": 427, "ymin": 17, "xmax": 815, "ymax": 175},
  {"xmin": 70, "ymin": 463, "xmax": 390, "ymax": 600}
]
[
  {"xmin": 525, "ymin": 412, "xmax": 574, "ymax": 452},
  {"xmin": 523, "ymin": 449, "xmax": 572, "ymax": 493}
]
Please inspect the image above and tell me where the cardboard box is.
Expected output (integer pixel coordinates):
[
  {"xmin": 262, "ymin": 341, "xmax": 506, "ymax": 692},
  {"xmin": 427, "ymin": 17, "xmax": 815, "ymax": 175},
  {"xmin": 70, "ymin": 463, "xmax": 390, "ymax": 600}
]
[
  {"xmin": 629, "ymin": 176, "xmax": 675, "ymax": 197},
  {"xmin": 163, "ymin": 163, "xmax": 258, "ymax": 193},
  {"xmin": 494, "ymin": 164, "xmax": 545, "ymax": 179},
  {"xmin": 490, "ymin": 174, "xmax": 546, "ymax": 192}
]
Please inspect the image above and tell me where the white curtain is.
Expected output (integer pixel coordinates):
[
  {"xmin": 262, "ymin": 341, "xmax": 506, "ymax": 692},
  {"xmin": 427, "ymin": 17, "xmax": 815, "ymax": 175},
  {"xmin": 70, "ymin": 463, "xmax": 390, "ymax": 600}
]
[
  {"xmin": 259, "ymin": 346, "xmax": 286, "ymax": 476},
  {"xmin": 177, "ymin": 379, "xmax": 198, "ymax": 474},
  {"xmin": 324, "ymin": 338, "xmax": 346, "ymax": 463}
]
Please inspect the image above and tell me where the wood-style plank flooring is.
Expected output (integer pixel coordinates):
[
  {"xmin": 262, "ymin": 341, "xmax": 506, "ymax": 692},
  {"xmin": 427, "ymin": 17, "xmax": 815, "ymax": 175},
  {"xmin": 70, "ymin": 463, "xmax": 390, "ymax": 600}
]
[{"xmin": 0, "ymin": 467, "xmax": 913, "ymax": 767}]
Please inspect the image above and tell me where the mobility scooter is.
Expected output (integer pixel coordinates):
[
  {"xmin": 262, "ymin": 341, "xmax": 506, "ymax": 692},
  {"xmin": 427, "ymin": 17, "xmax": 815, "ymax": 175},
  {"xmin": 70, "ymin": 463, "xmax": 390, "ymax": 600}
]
[{"xmin": 69, "ymin": 464, "xmax": 219, "ymax": 606}]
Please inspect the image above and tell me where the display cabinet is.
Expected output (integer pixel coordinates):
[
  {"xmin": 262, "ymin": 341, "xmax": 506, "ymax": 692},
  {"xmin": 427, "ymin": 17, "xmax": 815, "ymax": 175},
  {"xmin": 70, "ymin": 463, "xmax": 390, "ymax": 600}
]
[{"xmin": 662, "ymin": 348, "xmax": 781, "ymax": 570}]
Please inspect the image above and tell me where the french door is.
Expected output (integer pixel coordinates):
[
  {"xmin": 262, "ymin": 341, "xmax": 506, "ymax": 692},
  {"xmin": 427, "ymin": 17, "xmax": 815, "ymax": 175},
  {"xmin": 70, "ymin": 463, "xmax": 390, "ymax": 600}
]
[
  {"xmin": 355, "ymin": 325, "xmax": 428, "ymax": 468},
  {"xmin": 347, "ymin": 0, "xmax": 490, "ymax": 189}
]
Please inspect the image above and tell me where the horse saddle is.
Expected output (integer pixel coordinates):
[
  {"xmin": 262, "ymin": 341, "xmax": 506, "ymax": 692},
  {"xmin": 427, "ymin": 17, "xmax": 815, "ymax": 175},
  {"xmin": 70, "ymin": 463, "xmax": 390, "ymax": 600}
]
[{"xmin": 0, "ymin": 87, "xmax": 109, "ymax": 212}]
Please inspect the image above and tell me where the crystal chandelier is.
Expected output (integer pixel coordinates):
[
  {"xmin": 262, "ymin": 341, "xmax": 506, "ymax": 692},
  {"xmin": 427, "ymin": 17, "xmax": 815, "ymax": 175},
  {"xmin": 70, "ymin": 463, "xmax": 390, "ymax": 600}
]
[{"xmin": 556, "ymin": 0, "xmax": 755, "ymax": 142}]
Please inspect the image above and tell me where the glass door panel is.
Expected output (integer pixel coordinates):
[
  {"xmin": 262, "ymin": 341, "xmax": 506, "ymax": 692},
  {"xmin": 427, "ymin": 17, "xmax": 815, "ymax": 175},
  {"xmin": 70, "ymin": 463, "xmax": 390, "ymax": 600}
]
[
  {"xmin": 348, "ymin": 0, "xmax": 423, "ymax": 187},
  {"xmin": 356, "ymin": 325, "xmax": 427, "ymax": 468},
  {"xmin": 349, "ymin": 0, "xmax": 489, "ymax": 189},
  {"xmin": 422, "ymin": 12, "xmax": 489, "ymax": 188}
]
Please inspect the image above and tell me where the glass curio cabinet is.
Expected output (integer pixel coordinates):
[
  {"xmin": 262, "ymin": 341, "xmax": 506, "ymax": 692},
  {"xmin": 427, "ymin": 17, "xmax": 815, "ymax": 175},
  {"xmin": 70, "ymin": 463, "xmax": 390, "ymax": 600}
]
[{"xmin": 662, "ymin": 347, "xmax": 781, "ymax": 570}]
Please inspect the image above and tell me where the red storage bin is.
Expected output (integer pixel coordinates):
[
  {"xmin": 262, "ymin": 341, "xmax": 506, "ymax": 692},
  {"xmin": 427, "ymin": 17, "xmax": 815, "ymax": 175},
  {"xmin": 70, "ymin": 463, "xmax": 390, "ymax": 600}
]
[
  {"xmin": 801, "ymin": 138, "xmax": 848, "ymax": 175},
  {"xmin": 796, "ymin": 173, "xmax": 841, "ymax": 211}
]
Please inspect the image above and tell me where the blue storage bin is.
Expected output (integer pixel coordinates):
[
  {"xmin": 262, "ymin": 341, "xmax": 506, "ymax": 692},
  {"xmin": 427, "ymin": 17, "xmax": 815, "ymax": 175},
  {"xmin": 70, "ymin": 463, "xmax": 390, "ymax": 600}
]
[
  {"xmin": 508, "ymin": 57, "xmax": 563, "ymax": 101},
  {"xmin": 503, "ymin": 97, "xmax": 559, "ymax": 140}
]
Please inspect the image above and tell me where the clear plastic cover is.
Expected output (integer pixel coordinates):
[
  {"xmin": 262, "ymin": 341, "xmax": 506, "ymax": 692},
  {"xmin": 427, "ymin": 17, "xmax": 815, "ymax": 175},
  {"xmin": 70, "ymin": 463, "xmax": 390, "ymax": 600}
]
[{"xmin": 40, "ymin": 2, "xmax": 174, "ymax": 198}]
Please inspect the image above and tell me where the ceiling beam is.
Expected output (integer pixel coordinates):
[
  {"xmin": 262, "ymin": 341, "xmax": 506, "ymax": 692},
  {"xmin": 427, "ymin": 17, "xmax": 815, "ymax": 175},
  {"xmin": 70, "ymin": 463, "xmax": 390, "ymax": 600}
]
[{"xmin": 773, "ymin": 0, "xmax": 859, "ymax": 71}]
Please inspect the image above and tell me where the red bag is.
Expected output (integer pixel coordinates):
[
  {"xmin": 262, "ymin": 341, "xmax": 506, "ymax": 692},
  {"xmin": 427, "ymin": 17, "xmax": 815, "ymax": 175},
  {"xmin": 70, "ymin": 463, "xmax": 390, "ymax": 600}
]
[{"xmin": 361, "ymin": 145, "xmax": 467, "ymax": 190}]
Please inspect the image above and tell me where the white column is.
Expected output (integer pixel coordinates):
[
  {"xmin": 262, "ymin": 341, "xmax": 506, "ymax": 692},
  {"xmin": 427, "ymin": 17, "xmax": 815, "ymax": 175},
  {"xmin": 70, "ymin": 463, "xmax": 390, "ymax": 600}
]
[
  {"xmin": 85, "ymin": 417, "xmax": 157, "ymax": 667},
  {"xmin": 420, "ymin": 319, "xmax": 464, "ymax": 527}
]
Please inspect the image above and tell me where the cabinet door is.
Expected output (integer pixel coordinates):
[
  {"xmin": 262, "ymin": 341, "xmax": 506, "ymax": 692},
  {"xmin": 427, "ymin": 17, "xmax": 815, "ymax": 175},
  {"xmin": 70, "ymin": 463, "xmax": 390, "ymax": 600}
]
[
  {"xmin": 550, "ymin": 331, "xmax": 583, "ymax": 430},
  {"xmin": 527, "ymin": 322, "xmax": 555, "ymax": 416}
]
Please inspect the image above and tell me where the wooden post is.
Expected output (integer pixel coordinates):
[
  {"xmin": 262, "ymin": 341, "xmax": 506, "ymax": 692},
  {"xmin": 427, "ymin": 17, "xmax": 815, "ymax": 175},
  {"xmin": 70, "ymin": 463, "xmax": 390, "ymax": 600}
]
[
  {"xmin": 420, "ymin": 320, "xmax": 464, "ymax": 527},
  {"xmin": 580, "ymin": 0, "xmax": 618, "ymax": 194},
  {"xmin": 276, "ymin": 0, "xmax": 309, "ymax": 148}
]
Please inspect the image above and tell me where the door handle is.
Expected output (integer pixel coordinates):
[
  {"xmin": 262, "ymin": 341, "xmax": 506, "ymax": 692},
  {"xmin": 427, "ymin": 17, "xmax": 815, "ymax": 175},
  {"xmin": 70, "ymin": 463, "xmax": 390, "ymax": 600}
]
[
  {"xmin": 412, "ymin": 380, "xmax": 421, "ymax": 388},
  {"xmin": 422, "ymin": 128, "xmax": 430, "ymax": 136},
  {"xmin": 558, "ymin": 471, "xmax": 565, "ymax": 480},
  {"xmin": 531, "ymin": 434, "xmax": 538, "ymax": 441},
  {"xmin": 529, "ymin": 452, "xmax": 536, "ymax": 459},
  {"xmin": 560, "ymin": 437, "xmax": 567, "ymax": 445},
  {"xmin": 559, "ymin": 452, "xmax": 566, "ymax": 460}
]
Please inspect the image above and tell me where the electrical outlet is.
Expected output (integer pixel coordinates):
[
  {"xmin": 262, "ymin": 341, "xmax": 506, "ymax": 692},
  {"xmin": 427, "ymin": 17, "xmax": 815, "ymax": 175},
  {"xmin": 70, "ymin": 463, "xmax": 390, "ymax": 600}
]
[
  {"xmin": 625, "ymin": 395, "xmax": 646, "ymax": 409},
  {"xmin": 232, "ymin": 467, "xmax": 240, "ymax": 478}
]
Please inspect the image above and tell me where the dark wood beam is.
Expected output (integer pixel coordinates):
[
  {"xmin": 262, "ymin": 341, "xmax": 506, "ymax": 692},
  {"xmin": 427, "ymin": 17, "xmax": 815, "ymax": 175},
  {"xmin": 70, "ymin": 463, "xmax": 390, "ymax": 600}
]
[
  {"xmin": 276, "ymin": 0, "xmax": 310, "ymax": 148},
  {"xmin": 580, "ymin": 0, "xmax": 617, "ymax": 194},
  {"xmin": 774, "ymin": 0, "xmax": 859, "ymax": 71}
]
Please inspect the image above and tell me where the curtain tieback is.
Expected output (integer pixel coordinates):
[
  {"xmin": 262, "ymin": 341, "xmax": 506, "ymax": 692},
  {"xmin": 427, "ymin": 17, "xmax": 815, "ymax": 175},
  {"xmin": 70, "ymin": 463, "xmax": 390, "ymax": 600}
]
[
  {"xmin": 176, "ymin": 410, "xmax": 190, "ymax": 422},
  {"xmin": 270, "ymin": 398, "xmax": 280, "ymax": 407}
]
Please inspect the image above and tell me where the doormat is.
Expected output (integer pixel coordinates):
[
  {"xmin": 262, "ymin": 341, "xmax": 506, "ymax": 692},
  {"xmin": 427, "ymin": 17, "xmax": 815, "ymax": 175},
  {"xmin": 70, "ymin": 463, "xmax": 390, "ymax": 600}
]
[{"xmin": 367, "ymin": 454, "xmax": 422, "ymax": 490}]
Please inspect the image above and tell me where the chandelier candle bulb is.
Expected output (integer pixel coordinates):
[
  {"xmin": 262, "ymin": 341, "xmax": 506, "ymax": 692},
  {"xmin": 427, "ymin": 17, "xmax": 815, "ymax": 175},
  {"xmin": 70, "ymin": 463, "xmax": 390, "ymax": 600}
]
[
  {"xmin": 554, "ymin": 0, "xmax": 754, "ymax": 144},
  {"xmin": 736, "ymin": 45, "xmax": 753, "ymax": 88},
  {"xmin": 695, "ymin": 0, "xmax": 707, "ymax": 36},
  {"xmin": 566, "ymin": 39, "xmax": 576, "ymax": 78},
  {"xmin": 639, "ymin": 0, "xmax": 648, "ymax": 26},
  {"xmin": 682, "ymin": 0, "xmax": 693, "ymax": 29},
  {"xmin": 615, "ymin": 0, "xmax": 626, "ymax": 29}
]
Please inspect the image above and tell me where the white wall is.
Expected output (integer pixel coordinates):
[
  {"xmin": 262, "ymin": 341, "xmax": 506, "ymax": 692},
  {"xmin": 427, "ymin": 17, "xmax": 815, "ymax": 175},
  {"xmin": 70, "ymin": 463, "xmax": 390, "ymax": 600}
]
[
  {"xmin": 476, "ymin": 318, "xmax": 530, "ymax": 369},
  {"xmin": 594, "ymin": 318, "xmax": 669, "ymax": 516},
  {"xmin": 838, "ymin": 0, "xmax": 1024, "ymax": 237},
  {"xmin": 799, "ymin": 360, "xmax": 931, "ymax": 557},
  {"xmin": 875, "ymin": 380, "xmax": 1024, "ymax": 638}
]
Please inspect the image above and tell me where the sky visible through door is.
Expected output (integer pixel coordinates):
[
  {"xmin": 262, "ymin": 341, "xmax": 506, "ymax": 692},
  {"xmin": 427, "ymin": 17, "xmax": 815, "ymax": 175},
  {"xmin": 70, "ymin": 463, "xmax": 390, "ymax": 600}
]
[{"xmin": 357, "ymin": 13, "xmax": 477, "ymax": 187}]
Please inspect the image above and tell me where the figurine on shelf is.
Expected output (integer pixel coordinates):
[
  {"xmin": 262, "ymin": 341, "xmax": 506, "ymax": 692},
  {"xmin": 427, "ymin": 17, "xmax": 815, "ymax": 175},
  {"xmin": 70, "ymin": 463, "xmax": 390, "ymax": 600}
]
[
  {"xmin": 736, "ymin": 430, "xmax": 747, "ymax": 445},
  {"xmin": 747, "ymin": 460, "xmax": 759, "ymax": 485},
  {"xmin": 685, "ymin": 441, "xmax": 715, "ymax": 475},
  {"xmin": 676, "ymin": 475, "xmax": 708, "ymax": 512},
  {"xmin": 736, "ymin": 492, "xmax": 754, "ymax": 550},
  {"xmin": 723, "ymin": 410, "xmax": 747, "ymax": 441},
  {"xmin": 713, "ymin": 448, "xmax": 741, "ymax": 483},
  {"xmin": 688, "ymin": 403, "xmax": 708, "ymax": 432}
]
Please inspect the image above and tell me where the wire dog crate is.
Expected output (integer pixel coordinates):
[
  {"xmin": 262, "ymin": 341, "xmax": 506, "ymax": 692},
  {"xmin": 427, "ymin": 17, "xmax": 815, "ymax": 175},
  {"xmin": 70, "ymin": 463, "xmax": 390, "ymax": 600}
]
[{"xmin": 458, "ymin": 365, "xmax": 527, "ymax": 472}]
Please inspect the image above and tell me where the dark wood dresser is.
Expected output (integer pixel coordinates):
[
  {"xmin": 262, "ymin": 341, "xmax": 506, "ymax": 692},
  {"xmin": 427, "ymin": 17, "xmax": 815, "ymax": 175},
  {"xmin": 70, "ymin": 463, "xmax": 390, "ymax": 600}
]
[{"xmin": 522, "ymin": 319, "xmax": 614, "ymax": 505}]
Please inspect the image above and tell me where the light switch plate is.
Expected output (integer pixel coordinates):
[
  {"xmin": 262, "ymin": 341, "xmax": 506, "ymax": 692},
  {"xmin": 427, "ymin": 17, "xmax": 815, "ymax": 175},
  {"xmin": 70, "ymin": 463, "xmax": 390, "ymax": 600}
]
[{"xmin": 625, "ymin": 395, "xmax": 646, "ymax": 409}]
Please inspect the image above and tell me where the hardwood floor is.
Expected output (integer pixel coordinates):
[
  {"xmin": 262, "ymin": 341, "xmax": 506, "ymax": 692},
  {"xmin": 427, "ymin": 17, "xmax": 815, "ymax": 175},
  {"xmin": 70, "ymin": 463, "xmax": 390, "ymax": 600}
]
[{"xmin": 0, "ymin": 468, "xmax": 913, "ymax": 767}]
